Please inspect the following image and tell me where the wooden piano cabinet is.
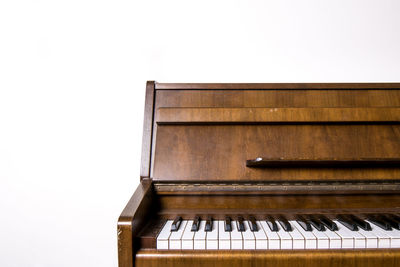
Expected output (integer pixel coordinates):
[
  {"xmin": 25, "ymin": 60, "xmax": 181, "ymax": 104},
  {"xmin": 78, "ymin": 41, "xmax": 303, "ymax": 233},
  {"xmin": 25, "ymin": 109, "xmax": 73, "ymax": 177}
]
[
  {"xmin": 135, "ymin": 249, "xmax": 400, "ymax": 267},
  {"xmin": 118, "ymin": 82, "xmax": 400, "ymax": 267}
]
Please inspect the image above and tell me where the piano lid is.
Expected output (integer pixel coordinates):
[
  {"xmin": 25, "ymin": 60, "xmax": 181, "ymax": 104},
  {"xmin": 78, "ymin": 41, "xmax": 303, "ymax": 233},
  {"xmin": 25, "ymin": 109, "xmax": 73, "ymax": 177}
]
[{"xmin": 140, "ymin": 82, "xmax": 400, "ymax": 182}]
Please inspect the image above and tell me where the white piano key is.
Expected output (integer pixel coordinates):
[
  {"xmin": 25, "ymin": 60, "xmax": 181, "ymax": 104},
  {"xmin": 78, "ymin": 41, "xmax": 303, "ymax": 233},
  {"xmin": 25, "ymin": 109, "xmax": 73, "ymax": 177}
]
[
  {"xmin": 206, "ymin": 220, "xmax": 219, "ymax": 250},
  {"xmin": 230, "ymin": 220, "xmax": 243, "ymax": 250},
  {"xmin": 156, "ymin": 220, "xmax": 173, "ymax": 250},
  {"xmin": 335, "ymin": 220, "xmax": 366, "ymax": 248},
  {"xmin": 332, "ymin": 220, "xmax": 354, "ymax": 248},
  {"xmin": 218, "ymin": 220, "xmax": 231, "ymax": 249},
  {"xmin": 365, "ymin": 221, "xmax": 390, "ymax": 248},
  {"xmin": 357, "ymin": 228, "xmax": 378, "ymax": 249},
  {"xmin": 157, "ymin": 216, "xmax": 400, "ymax": 250},
  {"xmin": 276, "ymin": 222, "xmax": 292, "ymax": 249},
  {"xmin": 181, "ymin": 220, "xmax": 195, "ymax": 250},
  {"xmin": 312, "ymin": 231, "xmax": 329, "ymax": 249},
  {"xmin": 387, "ymin": 229, "xmax": 400, "ymax": 248},
  {"xmin": 194, "ymin": 220, "xmax": 207, "ymax": 249},
  {"xmin": 260, "ymin": 221, "xmax": 280, "ymax": 249},
  {"xmin": 287, "ymin": 222, "xmax": 305, "ymax": 249},
  {"xmin": 242, "ymin": 221, "xmax": 255, "ymax": 249},
  {"xmin": 292, "ymin": 221, "xmax": 316, "ymax": 249},
  {"xmin": 169, "ymin": 220, "xmax": 188, "ymax": 250},
  {"xmin": 366, "ymin": 221, "xmax": 398, "ymax": 248},
  {"xmin": 323, "ymin": 228, "xmax": 341, "ymax": 249},
  {"xmin": 254, "ymin": 221, "xmax": 268, "ymax": 250},
  {"xmin": 308, "ymin": 225, "xmax": 329, "ymax": 249}
]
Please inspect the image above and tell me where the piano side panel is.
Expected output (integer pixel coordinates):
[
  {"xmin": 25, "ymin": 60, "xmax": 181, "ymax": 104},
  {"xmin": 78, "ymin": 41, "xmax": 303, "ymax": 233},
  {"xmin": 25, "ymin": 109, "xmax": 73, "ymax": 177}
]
[
  {"xmin": 118, "ymin": 180, "xmax": 154, "ymax": 267},
  {"xmin": 153, "ymin": 125, "xmax": 400, "ymax": 181},
  {"xmin": 135, "ymin": 249, "xmax": 400, "ymax": 267}
]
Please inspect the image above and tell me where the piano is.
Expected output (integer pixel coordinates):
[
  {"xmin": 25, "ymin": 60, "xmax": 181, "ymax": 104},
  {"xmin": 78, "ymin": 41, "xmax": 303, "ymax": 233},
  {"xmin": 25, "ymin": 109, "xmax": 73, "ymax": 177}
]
[{"xmin": 118, "ymin": 82, "xmax": 400, "ymax": 267}]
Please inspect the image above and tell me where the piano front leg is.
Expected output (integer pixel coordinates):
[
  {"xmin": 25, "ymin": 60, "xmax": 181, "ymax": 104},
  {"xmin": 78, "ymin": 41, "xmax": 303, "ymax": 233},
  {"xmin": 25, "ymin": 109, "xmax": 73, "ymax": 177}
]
[{"xmin": 118, "ymin": 179, "xmax": 153, "ymax": 267}]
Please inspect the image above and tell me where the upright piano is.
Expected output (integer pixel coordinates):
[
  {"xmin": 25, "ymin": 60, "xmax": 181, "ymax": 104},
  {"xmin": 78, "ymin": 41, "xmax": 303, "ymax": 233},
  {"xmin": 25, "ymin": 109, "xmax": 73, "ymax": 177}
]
[{"xmin": 118, "ymin": 82, "xmax": 400, "ymax": 267}]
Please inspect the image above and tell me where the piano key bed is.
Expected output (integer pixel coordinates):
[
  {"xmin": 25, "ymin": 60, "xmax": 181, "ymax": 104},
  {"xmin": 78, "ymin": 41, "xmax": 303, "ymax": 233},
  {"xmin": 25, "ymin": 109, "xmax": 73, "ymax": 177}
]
[{"xmin": 142, "ymin": 214, "xmax": 400, "ymax": 250}]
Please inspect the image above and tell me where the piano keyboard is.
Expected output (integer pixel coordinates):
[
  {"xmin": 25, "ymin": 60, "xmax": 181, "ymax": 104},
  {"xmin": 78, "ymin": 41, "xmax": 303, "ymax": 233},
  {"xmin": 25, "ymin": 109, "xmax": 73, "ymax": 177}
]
[{"xmin": 156, "ymin": 214, "xmax": 400, "ymax": 250}]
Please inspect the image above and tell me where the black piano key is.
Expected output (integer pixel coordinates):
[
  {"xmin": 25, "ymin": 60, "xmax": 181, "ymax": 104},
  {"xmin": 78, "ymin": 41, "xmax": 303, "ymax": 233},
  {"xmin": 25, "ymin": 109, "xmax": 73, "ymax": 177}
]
[
  {"xmin": 224, "ymin": 216, "xmax": 232, "ymax": 232},
  {"xmin": 307, "ymin": 215, "xmax": 325, "ymax": 231},
  {"xmin": 277, "ymin": 215, "xmax": 292, "ymax": 232},
  {"xmin": 237, "ymin": 216, "xmax": 245, "ymax": 232},
  {"xmin": 296, "ymin": 215, "xmax": 312, "ymax": 231},
  {"xmin": 388, "ymin": 214, "xmax": 400, "ymax": 224},
  {"xmin": 367, "ymin": 215, "xmax": 392, "ymax": 231},
  {"xmin": 318, "ymin": 215, "xmax": 338, "ymax": 231},
  {"xmin": 191, "ymin": 216, "xmax": 200, "ymax": 232},
  {"xmin": 249, "ymin": 216, "xmax": 258, "ymax": 232},
  {"xmin": 349, "ymin": 214, "xmax": 372, "ymax": 231},
  {"xmin": 337, "ymin": 215, "xmax": 358, "ymax": 231},
  {"xmin": 205, "ymin": 216, "xmax": 213, "ymax": 232},
  {"xmin": 382, "ymin": 214, "xmax": 400, "ymax": 230},
  {"xmin": 266, "ymin": 216, "xmax": 278, "ymax": 232},
  {"xmin": 171, "ymin": 216, "xmax": 182, "ymax": 232}
]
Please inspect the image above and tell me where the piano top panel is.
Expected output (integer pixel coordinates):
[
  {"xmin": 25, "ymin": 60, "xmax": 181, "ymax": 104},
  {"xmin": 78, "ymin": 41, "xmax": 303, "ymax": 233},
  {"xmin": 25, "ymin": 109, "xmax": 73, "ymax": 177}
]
[{"xmin": 145, "ymin": 83, "xmax": 400, "ymax": 182}]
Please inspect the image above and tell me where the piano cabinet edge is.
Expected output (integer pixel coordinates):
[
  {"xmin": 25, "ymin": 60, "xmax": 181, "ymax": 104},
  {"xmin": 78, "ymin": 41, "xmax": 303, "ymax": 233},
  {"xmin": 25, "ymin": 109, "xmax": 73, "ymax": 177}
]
[
  {"xmin": 118, "ymin": 179, "xmax": 155, "ymax": 267},
  {"xmin": 135, "ymin": 249, "xmax": 400, "ymax": 267}
]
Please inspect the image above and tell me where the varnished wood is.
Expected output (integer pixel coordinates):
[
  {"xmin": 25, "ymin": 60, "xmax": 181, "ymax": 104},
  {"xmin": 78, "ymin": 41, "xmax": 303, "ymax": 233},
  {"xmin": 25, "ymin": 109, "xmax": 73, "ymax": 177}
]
[
  {"xmin": 155, "ymin": 82, "xmax": 400, "ymax": 90},
  {"xmin": 157, "ymin": 194, "xmax": 400, "ymax": 212},
  {"xmin": 135, "ymin": 249, "xmax": 400, "ymax": 267},
  {"xmin": 118, "ymin": 180, "xmax": 153, "ymax": 267},
  {"xmin": 140, "ymin": 81, "xmax": 155, "ymax": 179},
  {"xmin": 155, "ymin": 89, "xmax": 400, "ymax": 108},
  {"xmin": 153, "ymin": 125, "xmax": 400, "ymax": 181},
  {"xmin": 138, "ymin": 218, "xmax": 166, "ymax": 249},
  {"xmin": 156, "ymin": 107, "xmax": 400, "ymax": 124}
]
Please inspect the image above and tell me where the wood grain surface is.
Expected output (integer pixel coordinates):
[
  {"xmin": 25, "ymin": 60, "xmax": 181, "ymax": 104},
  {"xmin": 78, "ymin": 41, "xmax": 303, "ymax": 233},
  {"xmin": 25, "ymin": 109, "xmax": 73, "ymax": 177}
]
[
  {"xmin": 155, "ymin": 82, "xmax": 400, "ymax": 90},
  {"xmin": 118, "ymin": 180, "xmax": 153, "ymax": 267},
  {"xmin": 153, "ymin": 124, "xmax": 400, "ymax": 181},
  {"xmin": 135, "ymin": 249, "xmax": 400, "ymax": 267},
  {"xmin": 156, "ymin": 107, "xmax": 400, "ymax": 124}
]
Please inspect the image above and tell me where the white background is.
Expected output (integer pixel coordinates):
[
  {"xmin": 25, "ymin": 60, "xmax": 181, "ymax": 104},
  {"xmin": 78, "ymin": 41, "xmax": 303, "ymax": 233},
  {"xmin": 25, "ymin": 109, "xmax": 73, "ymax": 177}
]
[{"xmin": 0, "ymin": 0, "xmax": 399, "ymax": 266}]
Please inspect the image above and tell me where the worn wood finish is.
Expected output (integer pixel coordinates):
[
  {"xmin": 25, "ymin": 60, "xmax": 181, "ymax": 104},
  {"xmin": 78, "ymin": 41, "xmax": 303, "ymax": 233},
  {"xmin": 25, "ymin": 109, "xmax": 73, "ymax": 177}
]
[
  {"xmin": 154, "ymin": 180, "xmax": 400, "ymax": 195},
  {"xmin": 156, "ymin": 107, "xmax": 400, "ymax": 124},
  {"xmin": 118, "ymin": 180, "xmax": 153, "ymax": 267},
  {"xmin": 153, "ymin": 125, "xmax": 400, "ymax": 181},
  {"xmin": 140, "ymin": 81, "xmax": 155, "ymax": 179},
  {"xmin": 135, "ymin": 249, "xmax": 400, "ymax": 267}
]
